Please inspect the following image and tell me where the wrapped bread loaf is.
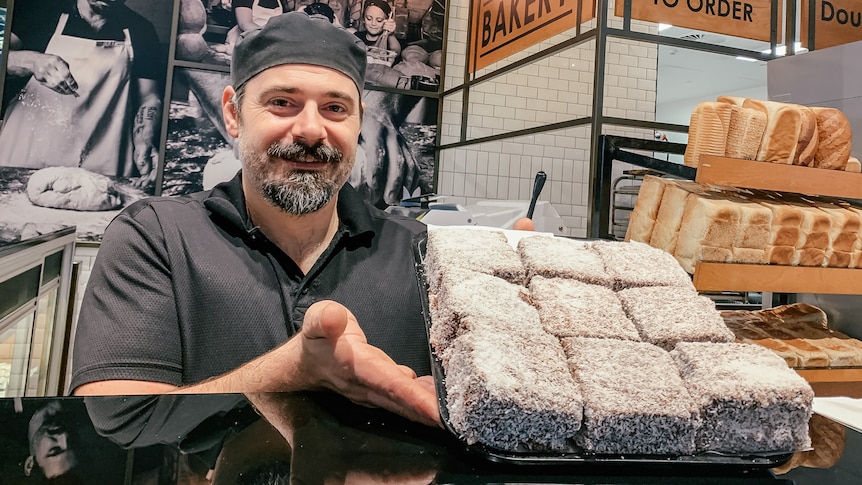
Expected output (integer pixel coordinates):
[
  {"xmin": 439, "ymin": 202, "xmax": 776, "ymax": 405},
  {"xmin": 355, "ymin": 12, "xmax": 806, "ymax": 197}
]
[
  {"xmin": 674, "ymin": 193, "xmax": 742, "ymax": 273},
  {"xmin": 742, "ymin": 99, "xmax": 805, "ymax": 165},
  {"xmin": 624, "ymin": 175, "xmax": 673, "ymax": 244},
  {"xmin": 725, "ymin": 104, "xmax": 768, "ymax": 160},
  {"xmin": 671, "ymin": 342, "xmax": 813, "ymax": 453},
  {"xmin": 563, "ymin": 338, "xmax": 701, "ymax": 455},
  {"xmin": 722, "ymin": 303, "xmax": 862, "ymax": 368},
  {"xmin": 683, "ymin": 102, "xmax": 734, "ymax": 168},
  {"xmin": 649, "ymin": 181, "xmax": 692, "ymax": 254},
  {"xmin": 811, "ymin": 107, "xmax": 852, "ymax": 170}
]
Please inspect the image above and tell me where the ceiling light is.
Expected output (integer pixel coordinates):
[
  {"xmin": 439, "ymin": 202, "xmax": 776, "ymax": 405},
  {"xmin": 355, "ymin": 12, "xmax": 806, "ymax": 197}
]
[
  {"xmin": 761, "ymin": 42, "xmax": 808, "ymax": 56},
  {"xmin": 658, "ymin": 23, "xmax": 673, "ymax": 31},
  {"xmin": 735, "ymin": 56, "xmax": 758, "ymax": 62}
]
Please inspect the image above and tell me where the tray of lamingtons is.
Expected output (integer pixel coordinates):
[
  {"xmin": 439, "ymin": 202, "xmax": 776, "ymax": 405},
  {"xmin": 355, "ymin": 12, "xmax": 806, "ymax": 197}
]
[{"xmin": 413, "ymin": 227, "xmax": 812, "ymax": 467}]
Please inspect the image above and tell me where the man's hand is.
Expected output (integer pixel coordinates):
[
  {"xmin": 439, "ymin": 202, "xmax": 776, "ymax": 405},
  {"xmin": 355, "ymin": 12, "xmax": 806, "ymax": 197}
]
[
  {"xmin": 31, "ymin": 53, "xmax": 79, "ymax": 96},
  {"xmin": 295, "ymin": 301, "xmax": 442, "ymax": 428},
  {"xmin": 74, "ymin": 300, "xmax": 442, "ymax": 428}
]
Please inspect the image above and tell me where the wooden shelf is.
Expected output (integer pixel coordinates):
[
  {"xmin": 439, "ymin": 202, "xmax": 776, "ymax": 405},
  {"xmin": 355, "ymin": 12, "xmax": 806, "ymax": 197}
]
[
  {"xmin": 693, "ymin": 262, "xmax": 862, "ymax": 295},
  {"xmin": 796, "ymin": 369, "xmax": 862, "ymax": 398},
  {"xmin": 695, "ymin": 155, "xmax": 862, "ymax": 200}
]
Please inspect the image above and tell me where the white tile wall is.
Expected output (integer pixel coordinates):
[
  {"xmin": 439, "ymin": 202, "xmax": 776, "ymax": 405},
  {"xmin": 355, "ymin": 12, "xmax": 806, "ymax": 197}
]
[{"xmin": 439, "ymin": 0, "xmax": 659, "ymax": 236}]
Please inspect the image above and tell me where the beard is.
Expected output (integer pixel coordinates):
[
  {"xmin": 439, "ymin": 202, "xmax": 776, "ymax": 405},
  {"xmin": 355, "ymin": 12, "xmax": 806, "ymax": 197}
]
[{"xmin": 241, "ymin": 137, "xmax": 347, "ymax": 216}]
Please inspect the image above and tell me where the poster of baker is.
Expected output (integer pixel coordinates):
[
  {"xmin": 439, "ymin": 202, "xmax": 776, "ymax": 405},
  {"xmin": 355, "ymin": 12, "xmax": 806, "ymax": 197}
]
[
  {"xmin": 176, "ymin": 0, "xmax": 444, "ymax": 91},
  {"xmin": 165, "ymin": 66, "xmax": 437, "ymax": 208},
  {"xmin": 0, "ymin": 0, "xmax": 174, "ymax": 241}
]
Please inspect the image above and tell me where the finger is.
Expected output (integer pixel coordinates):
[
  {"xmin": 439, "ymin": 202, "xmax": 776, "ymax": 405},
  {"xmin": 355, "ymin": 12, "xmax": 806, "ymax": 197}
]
[
  {"xmin": 303, "ymin": 300, "xmax": 350, "ymax": 341},
  {"xmin": 365, "ymin": 377, "xmax": 441, "ymax": 428},
  {"xmin": 396, "ymin": 364, "xmax": 417, "ymax": 379},
  {"xmin": 66, "ymin": 75, "xmax": 79, "ymax": 94}
]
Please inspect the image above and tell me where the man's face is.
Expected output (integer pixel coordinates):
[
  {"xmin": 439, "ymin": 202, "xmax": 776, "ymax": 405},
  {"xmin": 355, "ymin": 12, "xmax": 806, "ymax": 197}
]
[
  {"xmin": 226, "ymin": 64, "xmax": 362, "ymax": 215},
  {"xmin": 27, "ymin": 403, "xmax": 79, "ymax": 478}
]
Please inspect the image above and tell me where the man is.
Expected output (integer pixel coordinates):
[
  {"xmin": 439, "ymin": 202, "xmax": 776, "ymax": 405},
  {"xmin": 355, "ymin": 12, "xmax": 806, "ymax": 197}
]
[
  {"xmin": 24, "ymin": 402, "xmax": 80, "ymax": 480},
  {"xmin": 0, "ymin": 0, "xmax": 163, "ymax": 187},
  {"xmin": 22, "ymin": 400, "xmax": 127, "ymax": 483},
  {"xmin": 71, "ymin": 12, "xmax": 440, "ymax": 428}
]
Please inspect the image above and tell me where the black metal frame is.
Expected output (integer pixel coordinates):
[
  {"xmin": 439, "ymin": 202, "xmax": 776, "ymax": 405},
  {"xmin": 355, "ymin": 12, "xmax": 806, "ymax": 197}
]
[{"xmin": 591, "ymin": 134, "xmax": 695, "ymax": 239}]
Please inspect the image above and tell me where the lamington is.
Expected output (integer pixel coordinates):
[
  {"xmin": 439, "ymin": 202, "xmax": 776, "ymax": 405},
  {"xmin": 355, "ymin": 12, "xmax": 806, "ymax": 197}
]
[
  {"xmin": 671, "ymin": 342, "xmax": 814, "ymax": 453},
  {"xmin": 517, "ymin": 235, "xmax": 613, "ymax": 287},
  {"xmin": 429, "ymin": 269, "xmax": 544, "ymax": 367},
  {"xmin": 616, "ymin": 285, "xmax": 735, "ymax": 350},
  {"xmin": 561, "ymin": 337, "xmax": 701, "ymax": 455},
  {"xmin": 424, "ymin": 227, "xmax": 525, "ymax": 292},
  {"xmin": 528, "ymin": 276, "xmax": 640, "ymax": 341},
  {"xmin": 592, "ymin": 239, "xmax": 693, "ymax": 290},
  {"xmin": 446, "ymin": 324, "xmax": 583, "ymax": 452}
]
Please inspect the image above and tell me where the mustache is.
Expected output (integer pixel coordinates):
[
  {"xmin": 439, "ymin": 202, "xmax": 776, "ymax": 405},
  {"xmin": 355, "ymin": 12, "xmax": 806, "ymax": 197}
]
[{"xmin": 266, "ymin": 142, "xmax": 343, "ymax": 164}]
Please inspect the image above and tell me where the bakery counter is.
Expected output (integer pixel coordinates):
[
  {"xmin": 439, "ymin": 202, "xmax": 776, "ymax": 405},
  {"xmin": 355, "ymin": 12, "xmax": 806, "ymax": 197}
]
[{"xmin": 0, "ymin": 392, "xmax": 859, "ymax": 484}]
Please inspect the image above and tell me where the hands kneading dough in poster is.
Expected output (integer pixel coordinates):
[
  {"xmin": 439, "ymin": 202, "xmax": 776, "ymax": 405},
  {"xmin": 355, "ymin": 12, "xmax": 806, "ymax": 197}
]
[{"xmin": 0, "ymin": 0, "xmax": 171, "ymax": 240}]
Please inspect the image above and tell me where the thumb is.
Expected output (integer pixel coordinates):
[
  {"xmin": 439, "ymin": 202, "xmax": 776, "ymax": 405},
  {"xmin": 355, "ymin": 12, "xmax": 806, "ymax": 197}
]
[{"xmin": 303, "ymin": 300, "xmax": 350, "ymax": 341}]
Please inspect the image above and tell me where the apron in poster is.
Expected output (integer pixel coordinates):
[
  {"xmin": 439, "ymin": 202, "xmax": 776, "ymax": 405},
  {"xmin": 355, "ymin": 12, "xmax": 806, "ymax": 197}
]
[
  {"xmin": 0, "ymin": 13, "xmax": 135, "ymax": 177},
  {"xmin": 226, "ymin": 0, "xmax": 283, "ymax": 45}
]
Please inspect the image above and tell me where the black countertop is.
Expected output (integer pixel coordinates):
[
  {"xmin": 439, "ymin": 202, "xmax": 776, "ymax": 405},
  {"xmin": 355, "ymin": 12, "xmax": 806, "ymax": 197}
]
[{"xmin": 0, "ymin": 392, "xmax": 858, "ymax": 484}]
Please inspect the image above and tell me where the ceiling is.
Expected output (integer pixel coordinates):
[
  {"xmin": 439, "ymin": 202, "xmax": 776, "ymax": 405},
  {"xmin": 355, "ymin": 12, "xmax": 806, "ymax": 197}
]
[{"xmin": 655, "ymin": 26, "xmax": 779, "ymax": 105}]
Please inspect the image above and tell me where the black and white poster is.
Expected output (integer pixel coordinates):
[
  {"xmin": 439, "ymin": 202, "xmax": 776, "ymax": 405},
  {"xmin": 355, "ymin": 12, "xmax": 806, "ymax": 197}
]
[
  {"xmin": 0, "ymin": 0, "xmax": 174, "ymax": 241},
  {"xmin": 165, "ymin": 67, "xmax": 437, "ymax": 208},
  {"xmin": 178, "ymin": 0, "xmax": 445, "ymax": 91},
  {"xmin": 0, "ymin": 0, "xmax": 443, "ymax": 241},
  {"xmin": 169, "ymin": 0, "xmax": 442, "ymax": 208}
]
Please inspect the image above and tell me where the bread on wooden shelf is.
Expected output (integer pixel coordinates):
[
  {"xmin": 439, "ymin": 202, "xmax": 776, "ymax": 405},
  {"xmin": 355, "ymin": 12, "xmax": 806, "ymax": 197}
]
[
  {"xmin": 720, "ymin": 303, "xmax": 862, "ymax": 368},
  {"xmin": 811, "ymin": 107, "xmax": 851, "ymax": 170},
  {"xmin": 624, "ymin": 175, "xmax": 673, "ymax": 244},
  {"xmin": 742, "ymin": 99, "xmax": 805, "ymax": 165},
  {"xmin": 685, "ymin": 97, "xmax": 853, "ymax": 171},
  {"xmin": 683, "ymin": 102, "xmax": 733, "ymax": 168}
]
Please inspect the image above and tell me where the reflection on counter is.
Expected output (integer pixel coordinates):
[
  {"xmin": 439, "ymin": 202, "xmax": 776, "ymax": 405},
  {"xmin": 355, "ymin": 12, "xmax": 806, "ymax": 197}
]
[{"xmin": 11, "ymin": 392, "xmax": 862, "ymax": 483}]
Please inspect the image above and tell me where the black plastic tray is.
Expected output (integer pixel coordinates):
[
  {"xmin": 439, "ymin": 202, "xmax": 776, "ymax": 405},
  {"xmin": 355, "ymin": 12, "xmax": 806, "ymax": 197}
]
[{"xmin": 411, "ymin": 233, "xmax": 795, "ymax": 468}]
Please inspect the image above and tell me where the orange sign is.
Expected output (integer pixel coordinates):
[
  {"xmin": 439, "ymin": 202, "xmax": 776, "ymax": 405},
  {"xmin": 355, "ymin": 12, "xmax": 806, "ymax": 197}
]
[
  {"xmin": 469, "ymin": 0, "xmax": 596, "ymax": 73},
  {"xmin": 801, "ymin": 0, "xmax": 862, "ymax": 49},
  {"xmin": 614, "ymin": 0, "xmax": 779, "ymax": 43}
]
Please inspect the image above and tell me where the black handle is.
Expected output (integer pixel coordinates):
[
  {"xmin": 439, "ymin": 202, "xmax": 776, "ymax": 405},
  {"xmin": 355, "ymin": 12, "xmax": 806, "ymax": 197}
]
[{"xmin": 526, "ymin": 171, "xmax": 547, "ymax": 219}]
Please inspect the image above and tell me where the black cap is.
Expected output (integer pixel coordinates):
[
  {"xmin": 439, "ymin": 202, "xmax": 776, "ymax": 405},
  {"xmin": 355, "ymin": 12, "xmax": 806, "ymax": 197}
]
[{"xmin": 231, "ymin": 12, "xmax": 367, "ymax": 94}]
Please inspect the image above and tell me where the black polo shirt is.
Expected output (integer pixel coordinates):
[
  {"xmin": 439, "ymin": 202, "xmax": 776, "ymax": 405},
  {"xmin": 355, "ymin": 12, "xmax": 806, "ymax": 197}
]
[{"xmin": 70, "ymin": 174, "xmax": 430, "ymax": 391}]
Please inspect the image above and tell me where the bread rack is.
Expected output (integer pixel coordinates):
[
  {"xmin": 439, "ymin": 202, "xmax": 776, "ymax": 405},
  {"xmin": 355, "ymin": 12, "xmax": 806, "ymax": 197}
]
[
  {"xmin": 691, "ymin": 155, "xmax": 862, "ymax": 396},
  {"xmin": 691, "ymin": 154, "xmax": 862, "ymax": 295}
]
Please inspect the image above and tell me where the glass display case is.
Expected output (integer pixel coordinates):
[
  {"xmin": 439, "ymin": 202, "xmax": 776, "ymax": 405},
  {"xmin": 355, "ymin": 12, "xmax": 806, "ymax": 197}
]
[{"xmin": 0, "ymin": 223, "xmax": 76, "ymax": 397}]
